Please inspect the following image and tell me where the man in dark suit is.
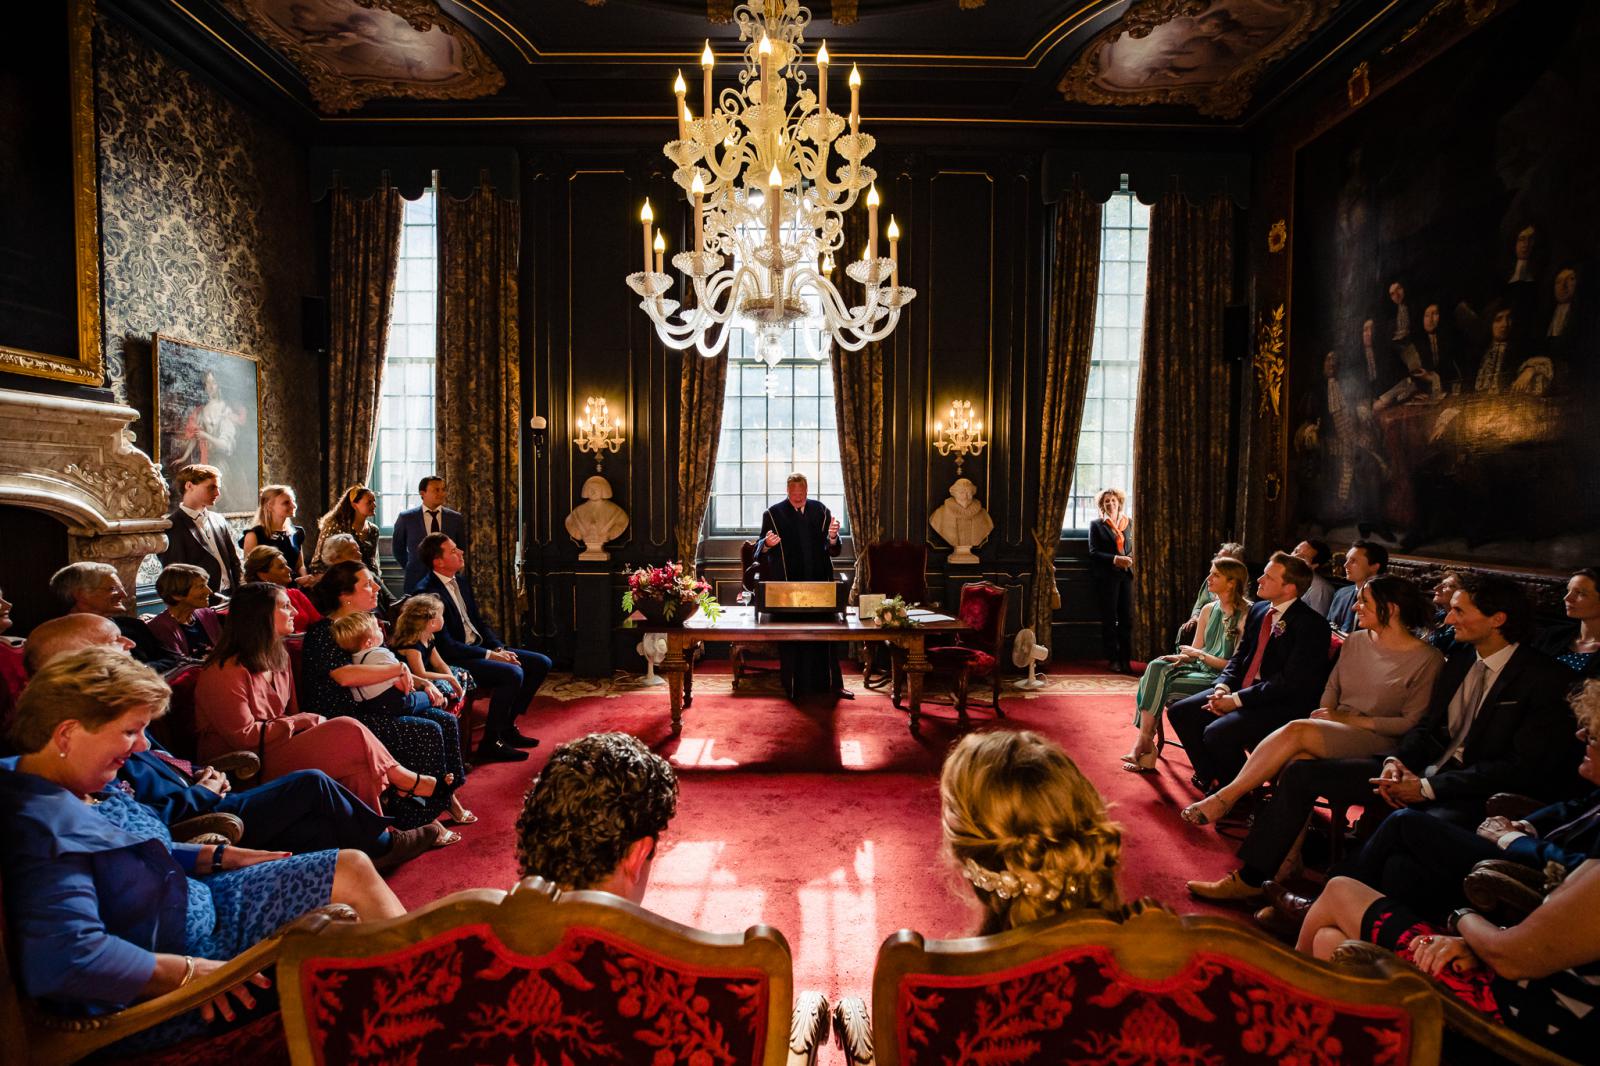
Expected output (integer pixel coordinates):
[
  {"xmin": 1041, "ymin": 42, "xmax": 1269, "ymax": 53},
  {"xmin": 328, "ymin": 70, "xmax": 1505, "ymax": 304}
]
[
  {"xmin": 416, "ymin": 532, "xmax": 550, "ymax": 764},
  {"xmin": 1326, "ymin": 540, "xmax": 1388, "ymax": 636},
  {"xmin": 1168, "ymin": 551, "xmax": 1332, "ymax": 795},
  {"xmin": 392, "ymin": 475, "xmax": 468, "ymax": 593},
  {"xmin": 46, "ymin": 563, "xmax": 181, "ymax": 673},
  {"xmin": 756, "ymin": 472, "xmax": 845, "ymax": 700},
  {"xmin": 157, "ymin": 463, "xmax": 243, "ymax": 599},
  {"xmin": 1190, "ymin": 573, "xmax": 1582, "ymax": 906}
]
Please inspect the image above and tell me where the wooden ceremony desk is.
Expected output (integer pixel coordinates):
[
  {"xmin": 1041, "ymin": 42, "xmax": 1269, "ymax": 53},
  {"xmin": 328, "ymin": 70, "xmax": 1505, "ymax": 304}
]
[{"xmin": 622, "ymin": 606, "xmax": 967, "ymax": 734}]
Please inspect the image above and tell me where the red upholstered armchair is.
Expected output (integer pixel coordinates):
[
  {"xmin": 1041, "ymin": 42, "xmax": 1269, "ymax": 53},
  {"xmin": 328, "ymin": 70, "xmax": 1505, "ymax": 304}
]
[
  {"xmin": 895, "ymin": 580, "xmax": 1007, "ymax": 721},
  {"xmin": 832, "ymin": 903, "xmax": 1443, "ymax": 1066},
  {"xmin": 147, "ymin": 664, "xmax": 262, "ymax": 787},
  {"xmin": 278, "ymin": 878, "xmax": 831, "ymax": 1066},
  {"xmin": 860, "ymin": 540, "xmax": 928, "ymax": 688}
]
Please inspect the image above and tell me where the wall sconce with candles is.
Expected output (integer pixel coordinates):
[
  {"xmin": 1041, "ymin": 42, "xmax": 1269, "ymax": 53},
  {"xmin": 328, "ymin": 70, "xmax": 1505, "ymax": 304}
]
[
  {"xmin": 933, "ymin": 400, "xmax": 987, "ymax": 474},
  {"xmin": 574, "ymin": 396, "xmax": 624, "ymax": 472}
]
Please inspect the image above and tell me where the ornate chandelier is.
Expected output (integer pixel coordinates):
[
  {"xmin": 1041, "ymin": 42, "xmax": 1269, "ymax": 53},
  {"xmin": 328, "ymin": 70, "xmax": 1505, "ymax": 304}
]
[{"xmin": 625, "ymin": 0, "xmax": 915, "ymax": 362}]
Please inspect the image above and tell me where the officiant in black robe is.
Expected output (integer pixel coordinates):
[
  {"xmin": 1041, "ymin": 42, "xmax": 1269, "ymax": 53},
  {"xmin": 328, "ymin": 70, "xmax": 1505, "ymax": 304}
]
[{"xmin": 756, "ymin": 473, "xmax": 848, "ymax": 700}]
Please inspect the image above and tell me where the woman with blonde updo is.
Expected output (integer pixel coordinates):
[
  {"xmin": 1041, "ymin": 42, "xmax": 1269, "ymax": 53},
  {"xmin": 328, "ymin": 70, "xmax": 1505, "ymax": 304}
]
[{"xmin": 941, "ymin": 730, "xmax": 1122, "ymax": 935}]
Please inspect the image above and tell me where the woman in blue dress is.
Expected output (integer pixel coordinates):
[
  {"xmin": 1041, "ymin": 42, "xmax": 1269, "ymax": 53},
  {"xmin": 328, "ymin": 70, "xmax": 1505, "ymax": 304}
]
[{"xmin": 0, "ymin": 647, "xmax": 403, "ymax": 1053}]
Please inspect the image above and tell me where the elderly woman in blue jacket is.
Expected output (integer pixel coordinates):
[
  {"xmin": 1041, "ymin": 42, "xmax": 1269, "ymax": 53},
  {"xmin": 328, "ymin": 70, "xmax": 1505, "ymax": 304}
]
[{"xmin": 0, "ymin": 647, "xmax": 403, "ymax": 1052}]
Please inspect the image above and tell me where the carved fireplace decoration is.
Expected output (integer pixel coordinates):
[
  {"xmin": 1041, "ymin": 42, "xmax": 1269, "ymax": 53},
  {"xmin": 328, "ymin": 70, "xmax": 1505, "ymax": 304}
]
[
  {"xmin": 221, "ymin": 0, "xmax": 505, "ymax": 113},
  {"xmin": 0, "ymin": 389, "xmax": 171, "ymax": 597},
  {"xmin": 1057, "ymin": 0, "xmax": 1341, "ymax": 119}
]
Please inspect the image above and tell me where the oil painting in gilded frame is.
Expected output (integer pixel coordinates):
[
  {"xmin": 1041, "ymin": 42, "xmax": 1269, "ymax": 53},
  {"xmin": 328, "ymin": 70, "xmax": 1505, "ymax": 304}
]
[
  {"xmin": 0, "ymin": 0, "xmax": 103, "ymax": 384},
  {"xmin": 1287, "ymin": 0, "xmax": 1600, "ymax": 569},
  {"xmin": 153, "ymin": 335, "xmax": 262, "ymax": 516}
]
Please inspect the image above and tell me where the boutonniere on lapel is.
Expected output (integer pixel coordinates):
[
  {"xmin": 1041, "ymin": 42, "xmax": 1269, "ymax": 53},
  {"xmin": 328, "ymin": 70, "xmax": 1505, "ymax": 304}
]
[{"xmin": 1271, "ymin": 617, "xmax": 1288, "ymax": 638}]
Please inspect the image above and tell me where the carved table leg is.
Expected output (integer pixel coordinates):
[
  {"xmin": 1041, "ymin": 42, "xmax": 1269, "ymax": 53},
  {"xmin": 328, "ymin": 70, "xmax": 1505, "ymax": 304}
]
[
  {"xmin": 663, "ymin": 636, "xmax": 688, "ymax": 734},
  {"xmin": 903, "ymin": 636, "xmax": 930, "ymax": 735},
  {"xmin": 683, "ymin": 643, "xmax": 696, "ymax": 708}
]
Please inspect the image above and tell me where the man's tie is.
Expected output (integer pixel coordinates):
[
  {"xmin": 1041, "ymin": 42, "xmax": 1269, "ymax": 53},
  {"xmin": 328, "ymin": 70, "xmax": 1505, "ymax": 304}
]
[
  {"xmin": 427, "ymin": 509, "xmax": 439, "ymax": 535},
  {"xmin": 1433, "ymin": 660, "xmax": 1490, "ymax": 771},
  {"xmin": 1240, "ymin": 609, "xmax": 1276, "ymax": 690},
  {"xmin": 149, "ymin": 749, "xmax": 196, "ymax": 778}
]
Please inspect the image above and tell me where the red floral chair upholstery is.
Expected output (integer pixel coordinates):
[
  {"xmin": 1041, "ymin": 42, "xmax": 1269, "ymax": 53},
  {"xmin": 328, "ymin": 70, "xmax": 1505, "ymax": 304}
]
[
  {"xmin": 896, "ymin": 581, "xmax": 1008, "ymax": 721},
  {"xmin": 278, "ymin": 878, "xmax": 830, "ymax": 1066},
  {"xmin": 834, "ymin": 904, "xmax": 1442, "ymax": 1066},
  {"xmin": 860, "ymin": 541, "xmax": 928, "ymax": 688},
  {"xmin": 146, "ymin": 664, "xmax": 261, "ymax": 787}
]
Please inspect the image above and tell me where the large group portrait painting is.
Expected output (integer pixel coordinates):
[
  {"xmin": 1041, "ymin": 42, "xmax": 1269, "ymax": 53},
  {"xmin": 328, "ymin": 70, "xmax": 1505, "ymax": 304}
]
[
  {"xmin": 1289, "ymin": 0, "xmax": 1600, "ymax": 570},
  {"xmin": 154, "ymin": 334, "xmax": 261, "ymax": 515}
]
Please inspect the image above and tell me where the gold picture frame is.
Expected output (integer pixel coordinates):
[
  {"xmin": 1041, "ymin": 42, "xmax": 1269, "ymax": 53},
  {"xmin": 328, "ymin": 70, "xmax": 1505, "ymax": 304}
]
[{"xmin": 0, "ymin": 0, "xmax": 103, "ymax": 385}]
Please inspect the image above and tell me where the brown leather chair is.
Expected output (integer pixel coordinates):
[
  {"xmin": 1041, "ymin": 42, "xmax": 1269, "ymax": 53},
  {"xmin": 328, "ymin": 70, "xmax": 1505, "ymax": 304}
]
[{"xmin": 731, "ymin": 539, "xmax": 781, "ymax": 690}]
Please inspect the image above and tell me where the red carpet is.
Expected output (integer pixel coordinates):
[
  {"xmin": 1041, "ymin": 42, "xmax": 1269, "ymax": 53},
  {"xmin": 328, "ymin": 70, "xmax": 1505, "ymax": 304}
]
[{"xmin": 385, "ymin": 664, "xmax": 1251, "ymax": 1060}]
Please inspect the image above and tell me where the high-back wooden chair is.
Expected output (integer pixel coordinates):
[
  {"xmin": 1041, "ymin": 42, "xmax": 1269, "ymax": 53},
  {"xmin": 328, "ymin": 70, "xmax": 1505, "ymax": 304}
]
[
  {"xmin": 278, "ymin": 878, "xmax": 830, "ymax": 1066},
  {"xmin": 834, "ymin": 903, "xmax": 1442, "ymax": 1066},
  {"xmin": 896, "ymin": 581, "xmax": 1008, "ymax": 722},
  {"xmin": 731, "ymin": 539, "xmax": 783, "ymax": 690},
  {"xmin": 859, "ymin": 541, "xmax": 928, "ymax": 688}
]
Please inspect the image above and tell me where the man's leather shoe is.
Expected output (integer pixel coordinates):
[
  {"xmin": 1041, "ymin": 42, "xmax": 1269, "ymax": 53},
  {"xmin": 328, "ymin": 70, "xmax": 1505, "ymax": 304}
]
[
  {"xmin": 474, "ymin": 740, "xmax": 530, "ymax": 764},
  {"xmin": 1186, "ymin": 870, "xmax": 1266, "ymax": 903},
  {"xmin": 1263, "ymin": 880, "xmax": 1316, "ymax": 922},
  {"xmin": 501, "ymin": 728, "xmax": 541, "ymax": 749},
  {"xmin": 834, "ymin": 688, "xmax": 855, "ymax": 701},
  {"xmin": 1253, "ymin": 903, "xmax": 1302, "ymax": 942}
]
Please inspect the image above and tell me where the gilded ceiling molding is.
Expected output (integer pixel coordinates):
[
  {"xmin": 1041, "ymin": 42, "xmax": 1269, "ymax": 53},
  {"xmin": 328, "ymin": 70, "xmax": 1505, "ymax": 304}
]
[
  {"xmin": 1057, "ymin": 0, "xmax": 1341, "ymax": 119},
  {"xmin": 223, "ymin": 0, "xmax": 505, "ymax": 113},
  {"xmin": 832, "ymin": 0, "xmax": 859, "ymax": 25},
  {"xmin": 1382, "ymin": 0, "xmax": 1498, "ymax": 56},
  {"xmin": 708, "ymin": 1, "xmax": 734, "ymax": 23}
]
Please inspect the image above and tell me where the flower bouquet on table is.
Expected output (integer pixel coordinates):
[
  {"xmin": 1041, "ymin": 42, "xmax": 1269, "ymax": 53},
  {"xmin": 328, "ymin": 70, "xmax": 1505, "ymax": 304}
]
[
  {"xmin": 873, "ymin": 595, "xmax": 919, "ymax": 629},
  {"xmin": 622, "ymin": 561, "xmax": 722, "ymax": 625}
]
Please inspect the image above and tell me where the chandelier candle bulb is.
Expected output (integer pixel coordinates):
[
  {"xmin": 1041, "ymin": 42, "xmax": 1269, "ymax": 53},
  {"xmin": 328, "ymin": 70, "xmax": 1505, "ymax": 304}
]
[
  {"xmin": 640, "ymin": 199, "xmax": 654, "ymax": 273},
  {"xmin": 866, "ymin": 184, "xmax": 880, "ymax": 267},
  {"xmin": 817, "ymin": 41, "xmax": 829, "ymax": 115},
  {"xmin": 690, "ymin": 173, "xmax": 706, "ymax": 260},
  {"xmin": 887, "ymin": 215, "xmax": 899, "ymax": 284},
  {"xmin": 654, "ymin": 229, "xmax": 665, "ymax": 276},
  {"xmin": 700, "ymin": 40, "xmax": 713, "ymax": 121},
  {"xmin": 674, "ymin": 70, "xmax": 687, "ymax": 141},
  {"xmin": 768, "ymin": 164, "xmax": 783, "ymax": 272},
  {"xmin": 849, "ymin": 64, "xmax": 861, "ymax": 135}
]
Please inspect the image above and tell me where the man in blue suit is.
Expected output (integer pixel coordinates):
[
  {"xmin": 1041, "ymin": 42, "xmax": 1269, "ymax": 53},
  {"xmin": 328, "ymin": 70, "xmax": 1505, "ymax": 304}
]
[
  {"xmin": 1326, "ymin": 540, "xmax": 1388, "ymax": 636},
  {"xmin": 1168, "ymin": 551, "xmax": 1333, "ymax": 794},
  {"xmin": 22, "ymin": 612, "xmax": 444, "ymax": 870},
  {"xmin": 391, "ymin": 475, "xmax": 469, "ymax": 593},
  {"xmin": 416, "ymin": 532, "xmax": 550, "ymax": 764}
]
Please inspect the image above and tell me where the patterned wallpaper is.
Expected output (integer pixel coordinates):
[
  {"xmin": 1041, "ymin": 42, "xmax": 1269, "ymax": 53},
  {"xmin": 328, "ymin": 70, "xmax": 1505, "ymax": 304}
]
[{"xmin": 94, "ymin": 13, "xmax": 322, "ymax": 508}]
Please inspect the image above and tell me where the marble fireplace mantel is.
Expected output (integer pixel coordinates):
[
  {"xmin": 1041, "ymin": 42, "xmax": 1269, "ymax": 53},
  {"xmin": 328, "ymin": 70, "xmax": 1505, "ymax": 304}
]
[{"xmin": 0, "ymin": 387, "xmax": 170, "ymax": 595}]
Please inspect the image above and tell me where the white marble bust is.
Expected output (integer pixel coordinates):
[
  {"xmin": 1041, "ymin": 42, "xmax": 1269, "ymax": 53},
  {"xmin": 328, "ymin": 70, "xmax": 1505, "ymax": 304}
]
[
  {"xmin": 565, "ymin": 475, "xmax": 629, "ymax": 561},
  {"xmin": 929, "ymin": 477, "xmax": 993, "ymax": 564}
]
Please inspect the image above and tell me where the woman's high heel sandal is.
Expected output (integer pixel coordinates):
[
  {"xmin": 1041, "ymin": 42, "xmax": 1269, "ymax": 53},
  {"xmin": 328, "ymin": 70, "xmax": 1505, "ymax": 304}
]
[
  {"xmin": 394, "ymin": 772, "xmax": 453, "ymax": 801},
  {"xmin": 1121, "ymin": 747, "xmax": 1158, "ymax": 772},
  {"xmin": 1181, "ymin": 793, "xmax": 1234, "ymax": 826}
]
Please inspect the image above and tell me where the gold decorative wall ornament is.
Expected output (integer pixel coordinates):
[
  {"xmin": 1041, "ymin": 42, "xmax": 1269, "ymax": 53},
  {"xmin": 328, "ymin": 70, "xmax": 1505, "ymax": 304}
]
[
  {"xmin": 1254, "ymin": 303, "xmax": 1286, "ymax": 418},
  {"xmin": 1347, "ymin": 61, "xmax": 1370, "ymax": 108},
  {"xmin": 1057, "ymin": 0, "xmax": 1340, "ymax": 119},
  {"xmin": 1267, "ymin": 218, "xmax": 1287, "ymax": 253},
  {"xmin": 0, "ymin": 0, "xmax": 104, "ymax": 385},
  {"xmin": 222, "ymin": 0, "xmax": 505, "ymax": 113},
  {"xmin": 1383, "ymin": 0, "xmax": 1499, "ymax": 56}
]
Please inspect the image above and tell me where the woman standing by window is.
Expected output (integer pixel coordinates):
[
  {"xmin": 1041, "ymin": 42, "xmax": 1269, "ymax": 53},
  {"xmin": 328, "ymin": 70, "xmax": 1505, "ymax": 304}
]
[{"xmin": 1087, "ymin": 488, "xmax": 1134, "ymax": 674}]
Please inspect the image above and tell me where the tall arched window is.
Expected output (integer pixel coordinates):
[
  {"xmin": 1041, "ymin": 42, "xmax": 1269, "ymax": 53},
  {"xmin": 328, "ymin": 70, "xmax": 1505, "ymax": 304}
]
[{"xmin": 370, "ymin": 187, "xmax": 438, "ymax": 532}]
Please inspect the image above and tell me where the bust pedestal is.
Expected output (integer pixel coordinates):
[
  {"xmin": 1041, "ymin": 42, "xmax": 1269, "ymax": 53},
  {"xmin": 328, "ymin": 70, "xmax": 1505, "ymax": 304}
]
[{"xmin": 572, "ymin": 563, "xmax": 614, "ymax": 678}]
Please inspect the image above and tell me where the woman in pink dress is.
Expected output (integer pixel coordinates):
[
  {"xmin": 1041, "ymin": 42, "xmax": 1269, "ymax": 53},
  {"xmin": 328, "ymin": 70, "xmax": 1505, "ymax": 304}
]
[{"xmin": 193, "ymin": 583, "xmax": 451, "ymax": 820}]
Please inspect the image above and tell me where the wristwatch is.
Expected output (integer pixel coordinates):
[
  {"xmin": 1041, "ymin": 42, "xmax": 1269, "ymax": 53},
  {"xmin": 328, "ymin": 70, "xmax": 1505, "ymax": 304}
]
[{"xmin": 1445, "ymin": 907, "xmax": 1475, "ymax": 936}]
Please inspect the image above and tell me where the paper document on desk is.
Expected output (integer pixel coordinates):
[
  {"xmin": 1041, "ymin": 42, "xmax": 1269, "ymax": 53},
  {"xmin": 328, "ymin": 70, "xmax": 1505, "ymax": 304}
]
[{"xmin": 907, "ymin": 609, "xmax": 953, "ymax": 622}]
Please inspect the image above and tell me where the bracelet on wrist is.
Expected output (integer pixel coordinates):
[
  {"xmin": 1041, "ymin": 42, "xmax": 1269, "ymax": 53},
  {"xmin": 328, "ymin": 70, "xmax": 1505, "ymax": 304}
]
[
  {"xmin": 212, "ymin": 843, "xmax": 226, "ymax": 871},
  {"xmin": 179, "ymin": 955, "xmax": 195, "ymax": 987},
  {"xmin": 1446, "ymin": 908, "xmax": 1475, "ymax": 935}
]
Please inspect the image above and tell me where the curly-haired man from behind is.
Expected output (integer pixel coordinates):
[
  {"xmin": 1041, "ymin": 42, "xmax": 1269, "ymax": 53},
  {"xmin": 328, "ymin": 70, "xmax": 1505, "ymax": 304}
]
[
  {"xmin": 515, "ymin": 732, "xmax": 678, "ymax": 904},
  {"xmin": 941, "ymin": 730, "xmax": 1123, "ymax": 935}
]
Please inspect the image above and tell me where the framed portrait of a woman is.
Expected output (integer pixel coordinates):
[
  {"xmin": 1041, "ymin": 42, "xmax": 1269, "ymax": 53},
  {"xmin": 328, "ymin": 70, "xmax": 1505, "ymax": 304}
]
[{"xmin": 153, "ymin": 335, "xmax": 262, "ymax": 516}]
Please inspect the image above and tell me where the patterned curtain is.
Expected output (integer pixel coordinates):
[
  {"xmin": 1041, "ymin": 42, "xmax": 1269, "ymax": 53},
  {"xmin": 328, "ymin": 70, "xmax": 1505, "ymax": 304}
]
[
  {"xmin": 674, "ymin": 354, "xmax": 729, "ymax": 567},
  {"xmin": 438, "ymin": 181, "xmax": 523, "ymax": 640},
  {"xmin": 326, "ymin": 182, "xmax": 402, "ymax": 507},
  {"xmin": 1132, "ymin": 193, "xmax": 1235, "ymax": 659},
  {"xmin": 1030, "ymin": 188, "xmax": 1102, "ymax": 650},
  {"xmin": 832, "ymin": 209, "xmax": 886, "ymax": 598}
]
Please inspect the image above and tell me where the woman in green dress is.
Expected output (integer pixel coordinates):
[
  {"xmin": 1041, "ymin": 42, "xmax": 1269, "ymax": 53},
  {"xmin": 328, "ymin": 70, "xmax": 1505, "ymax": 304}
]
[{"xmin": 1122, "ymin": 556, "xmax": 1251, "ymax": 772}]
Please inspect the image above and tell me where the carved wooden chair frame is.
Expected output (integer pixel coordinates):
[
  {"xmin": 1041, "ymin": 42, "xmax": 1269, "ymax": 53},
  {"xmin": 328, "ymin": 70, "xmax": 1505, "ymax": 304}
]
[
  {"xmin": 277, "ymin": 877, "xmax": 829, "ymax": 1066},
  {"xmin": 834, "ymin": 902, "xmax": 1442, "ymax": 1066}
]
